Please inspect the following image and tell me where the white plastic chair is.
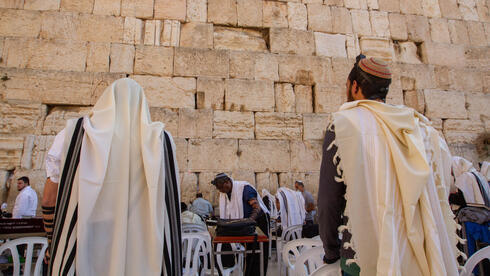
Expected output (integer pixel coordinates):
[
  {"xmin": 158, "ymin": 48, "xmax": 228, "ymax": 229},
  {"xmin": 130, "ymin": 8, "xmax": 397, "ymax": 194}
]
[
  {"xmin": 182, "ymin": 223, "xmax": 208, "ymax": 233},
  {"xmin": 293, "ymin": 246, "xmax": 326, "ymax": 276},
  {"xmin": 182, "ymin": 232, "xmax": 212, "ymax": 276},
  {"xmin": 0, "ymin": 237, "xmax": 48, "ymax": 276},
  {"xmin": 282, "ymin": 239, "xmax": 323, "ymax": 276},
  {"xmin": 460, "ymin": 246, "xmax": 490, "ymax": 276},
  {"xmin": 216, "ymin": 243, "xmax": 244, "ymax": 276},
  {"xmin": 311, "ymin": 262, "xmax": 341, "ymax": 276},
  {"xmin": 278, "ymin": 224, "xmax": 303, "ymax": 275}
]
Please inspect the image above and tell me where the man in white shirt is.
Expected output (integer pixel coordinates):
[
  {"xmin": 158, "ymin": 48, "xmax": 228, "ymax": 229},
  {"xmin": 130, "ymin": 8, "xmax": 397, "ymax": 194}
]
[{"xmin": 12, "ymin": 176, "xmax": 38, "ymax": 218}]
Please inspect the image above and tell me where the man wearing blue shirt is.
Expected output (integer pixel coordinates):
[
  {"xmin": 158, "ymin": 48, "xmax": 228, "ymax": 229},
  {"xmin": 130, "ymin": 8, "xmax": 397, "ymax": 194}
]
[{"xmin": 190, "ymin": 193, "xmax": 214, "ymax": 218}]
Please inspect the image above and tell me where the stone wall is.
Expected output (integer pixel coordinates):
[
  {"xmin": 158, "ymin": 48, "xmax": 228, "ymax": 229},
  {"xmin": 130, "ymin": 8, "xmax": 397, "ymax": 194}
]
[{"xmin": 0, "ymin": 0, "xmax": 488, "ymax": 213}]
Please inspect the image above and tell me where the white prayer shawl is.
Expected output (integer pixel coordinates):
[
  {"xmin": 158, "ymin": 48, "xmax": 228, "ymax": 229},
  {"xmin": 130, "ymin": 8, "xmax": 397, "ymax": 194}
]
[
  {"xmin": 481, "ymin": 161, "xmax": 490, "ymax": 181},
  {"xmin": 452, "ymin": 157, "xmax": 490, "ymax": 205},
  {"xmin": 219, "ymin": 180, "xmax": 268, "ymax": 219},
  {"xmin": 262, "ymin": 189, "xmax": 278, "ymax": 219},
  {"xmin": 276, "ymin": 187, "xmax": 306, "ymax": 229},
  {"xmin": 333, "ymin": 100, "xmax": 460, "ymax": 276},
  {"xmin": 52, "ymin": 79, "xmax": 180, "ymax": 276}
]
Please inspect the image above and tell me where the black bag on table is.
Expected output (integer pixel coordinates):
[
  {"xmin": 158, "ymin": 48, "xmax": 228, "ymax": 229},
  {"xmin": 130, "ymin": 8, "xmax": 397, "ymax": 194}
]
[{"xmin": 216, "ymin": 218, "xmax": 256, "ymax": 236}]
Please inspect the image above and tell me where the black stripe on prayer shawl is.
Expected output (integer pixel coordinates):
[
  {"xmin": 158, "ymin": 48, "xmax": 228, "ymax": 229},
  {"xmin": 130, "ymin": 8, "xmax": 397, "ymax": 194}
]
[
  {"xmin": 58, "ymin": 205, "xmax": 78, "ymax": 276},
  {"xmin": 49, "ymin": 117, "xmax": 84, "ymax": 276},
  {"xmin": 62, "ymin": 241, "xmax": 77, "ymax": 276},
  {"xmin": 162, "ymin": 131, "xmax": 182, "ymax": 276}
]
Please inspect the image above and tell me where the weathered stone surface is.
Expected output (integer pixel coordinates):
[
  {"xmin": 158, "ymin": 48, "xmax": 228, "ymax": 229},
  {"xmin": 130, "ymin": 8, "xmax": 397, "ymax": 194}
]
[
  {"xmin": 307, "ymin": 4, "xmax": 332, "ymax": 33},
  {"xmin": 123, "ymin": 17, "xmax": 143, "ymax": 44},
  {"xmin": 134, "ymin": 46, "xmax": 173, "ymax": 76},
  {"xmin": 225, "ymin": 79, "xmax": 275, "ymax": 112},
  {"xmin": 288, "ymin": 2, "xmax": 307, "ymax": 30},
  {"xmin": 386, "ymin": 87, "xmax": 404, "ymax": 105},
  {"xmin": 239, "ymin": 140, "xmax": 290, "ymax": 172},
  {"xmin": 394, "ymin": 63, "xmax": 436, "ymax": 89},
  {"xmin": 254, "ymin": 53, "xmax": 279, "ymax": 81},
  {"xmin": 174, "ymin": 48, "xmax": 229, "ymax": 78},
  {"xmin": 270, "ymin": 28, "xmax": 315, "ymax": 56},
  {"xmin": 360, "ymin": 37, "xmax": 394, "ymax": 60},
  {"xmin": 394, "ymin": 41, "xmax": 422, "ymax": 64},
  {"xmin": 263, "ymin": 1, "xmax": 288, "ymax": 28},
  {"xmin": 465, "ymin": 92, "xmax": 490, "ymax": 121},
  {"xmin": 424, "ymin": 90, "xmax": 467, "ymax": 119},
  {"xmin": 197, "ymin": 78, "xmax": 225, "ymax": 110},
  {"xmin": 229, "ymin": 51, "xmax": 254, "ymax": 79},
  {"xmin": 0, "ymin": 68, "xmax": 124, "ymax": 105},
  {"xmin": 150, "ymin": 107, "xmax": 179, "ymax": 135},
  {"xmin": 154, "ymin": 0, "xmax": 186, "ymax": 20},
  {"xmin": 178, "ymin": 108, "xmax": 213, "ymax": 138},
  {"xmin": 21, "ymin": 135, "xmax": 52, "ymax": 170},
  {"xmin": 370, "ymin": 11, "xmax": 390, "ymax": 37},
  {"xmin": 214, "ymin": 27, "xmax": 268, "ymax": 52},
  {"xmin": 42, "ymin": 106, "xmax": 91, "ymax": 135},
  {"xmin": 0, "ymin": 9, "xmax": 41, "ymax": 38},
  {"xmin": 232, "ymin": 171, "xmax": 256, "ymax": 186},
  {"xmin": 331, "ymin": 57, "xmax": 353, "ymax": 86},
  {"xmin": 290, "ymin": 140, "xmax": 322, "ymax": 172},
  {"xmin": 237, "ymin": 0, "xmax": 262, "ymax": 27},
  {"xmin": 314, "ymin": 32, "xmax": 347, "ymax": 58},
  {"xmin": 180, "ymin": 22, "xmax": 214, "ymax": 49},
  {"xmin": 2, "ymin": 38, "xmax": 87, "ymax": 72},
  {"xmin": 422, "ymin": 0, "xmax": 441, "ymax": 17},
  {"xmin": 346, "ymin": 34, "xmax": 361, "ymax": 59},
  {"xmin": 388, "ymin": 13, "xmax": 408, "ymax": 41},
  {"xmin": 400, "ymin": 0, "xmax": 423, "ymax": 15},
  {"xmin": 278, "ymin": 55, "xmax": 332, "ymax": 85},
  {"xmin": 351, "ymin": 10, "xmax": 372, "ymax": 36},
  {"xmin": 186, "ymin": 0, "xmax": 207, "ymax": 22},
  {"xmin": 331, "ymin": 7, "xmax": 353, "ymax": 34},
  {"xmin": 256, "ymin": 172, "xmax": 279, "ymax": 194},
  {"xmin": 189, "ymin": 139, "xmax": 238, "ymax": 171},
  {"xmin": 180, "ymin": 172, "xmax": 198, "ymax": 203},
  {"xmin": 344, "ymin": 0, "xmax": 367, "ymax": 9},
  {"xmin": 144, "ymin": 20, "xmax": 160, "ymax": 46},
  {"xmin": 448, "ymin": 20, "xmax": 470, "ymax": 45},
  {"xmin": 275, "ymin": 83, "xmax": 295, "ymax": 113},
  {"xmin": 450, "ymin": 69, "xmax": 483, "ymax": 93},
  {"xmin": 213, "ymin": 111, "xmax": 254, "ymax": 139},
  {"xmin": 208, "ymin": 0, "xmax": 237, "ymax": 25},
  {"xmin": 0, "ymin": 103, "xmax": 46, "ymax": 135},
  {"xmin": 295, "ymin": 85, "xmax": 314, "ymax": 113},
  {"xmin": 121, "ymin": 0, "xmax": 152, "ymax": 18},
  {"xmin": 0, "ymin": 137, "xmax": 24, "ymax": 170},
  {"xmin": 255, "ymin": 112, "xmax": 303, "ymax": 140},
  {"xmin": 93, "ymin": 0, "xmax": 120, "ymax": 15},
  {"xmin": 303, "ymin": 114, "xmax": 331, "ymax": 140},
  {"xmin": 403, "ymin": 90, "xmax": 425, "ymax": 113},
  {"xmin": 131, "ymin": 75, "xmax": 196, "ymax": 109},
  {"xmin": 110, "ymin": 44, "xmax": 134, "ymax": 73},
  {"xmin": 198, "ymin": 172, "xmax": 222, "ymax": 206},
  {"xmin": 86, "ymin": 42, "xmax": 110, "ymax": 72},
  {"xmin": 444, "ymin": 120, "xmax": 484, "ymax": 144},
  {"xmin": 439, "ymin": 0, "xmax": 461, "ymax": 19},
  {"xmin": 459, "ymin": 0, "xmax": 479, "ymax": 21},
  {"xmin": 61, "ymin": 0, "xmax": 94, "ymax": 13},
  {"xmin": 378, "ymin": 0, "xmax": 400, "ymax": 12},
  {"xmin": 161, "ymin": 20, "xmax": 181, "ymax": 47},
  {"xmin": 467, "ymin": 21, "xmax": 487, "ymax": 47},
  {"xmin": 430, "ymin": 18, "xmax": 451, "ymax": 44},
  {"xmin": 314, "ymin": 85, "xmax": 346, "ymax": 113},
  {"xmin": 406, "ymin": 15, "xmax": 430, "ymax": 42},
  {"xmin": 421, "ymin": 42, "xmax": 465, "ymax": 67}
]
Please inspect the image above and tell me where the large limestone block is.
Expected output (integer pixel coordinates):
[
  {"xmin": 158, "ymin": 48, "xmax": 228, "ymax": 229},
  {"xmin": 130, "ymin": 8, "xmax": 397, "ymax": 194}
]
[
  {"xmin": 406, "ymin": 15, "xmax": 430, "ymax": 42},
  {"xmin": 331, "ymin": 7, "xmax": 353, "ymax": 34},
  {"xmin": 232, "ymin": 171, "xmax": 256, "ymax": 186},
  {"xmin": 239, "ymin": 140, "xmax": 290, "ymax": 172},
  {"xmin": 0, "ymin": 0, "xmax": 24, "ymax": 8},
  {"xmin": 439, "ymin": 0, "xmax": 461, "ymax": 19},
  {"xmin": 213, "ymin": 111, "xmax": 254, "ymax": 139},
  {"xmin": 331, "ymin": 57, "xmax": 353, "ymax": 87},
  {"xmin": 208, "ymin": 0, "xmax": 237, "ymax": 25},
  {"xmin": 93, "ymin": 0, "xmax": 120, "ymax": 15},
  {"xmin": 189, "ymin": 139, "xmax": 239, "ymax": 171},
  {"xmin": 399, "ymin": 0, "xmax": 423, "ymax": 15},
  {"xmin": 2, "ymin": 38, "xmax": 87, "ymax": 72},
  {"xmin": 465, "ymin": 92, "xmax": 490, "ymax": 121},
  {"xmin": 255, "ymin": 112, "xmax": 303, "ymax": 140},
  {"xmin": 0, "ymin": 9, "xmax": 41, "ymax": 38},
  {"xmin": 351, "ymin": 10, "xmax": 372, "ymax": 36},
  {"xmin": 403, "ymin": 90, "xmax": 425, "ymax": 113},
  {"xmin": 422, "ymin": 0, "xmax": 442, "ymax": 17},
  {"xmin": 197, "ymin": 78, "xmax": 225, "ymax": 110},
  {"xmin": 270, "ymin": 28, "xmax": 315, "ymax": 56},
  {"xmin": 278, "ymin": 55, "xmax": 332, "ymax": 85},
  {"xmin": 307, "ymin": 4, "xmax": 332, "ymax": 33},
  {"xmin": 388, "ymin": 13, "xmax": 408, "ymax": 41},
  {"xmin": 359, "ymin": 37, "xmax": 394, "ymax": 60},
  {"xmin": 370, "ymin": 11, "xmax": 390, "ymax": 37},
  {"xmin": 155, "ymin": 0, "xmax": 186, "ymax": 20},
  {"xmin": 444, "ymin": 120, "xmax": 484, "ymax": 144},
  {"xmin": 123, "ymin": 17, "xmax": 143, "ymax": 44},
  {"xmin": 121, "ymin": 0, "xmax": 153, "ymax": 18},
  {"xmin": 173, "ymin": 138, "xmax": 188, "ymax": 171},
  {"xmin": 430, "ymin": 18, "xmax": 451, "ymax": 44},
  {"xmin": 344, "ymin": 0, "xmax": 368, "ymax": 9},
  {"xmin": 314, "ymin": 85, "xmax": 346, "ymax": 113},
  {"xmin": 295, "ymin": 85, "xmax": 313, "ymax": 113},
  {"xmin": 229, "ymin": 52, "xmax": 278, "ymax": 81},
  {"xmin": 346, "ymin": 34, "xmax": 361, "ymax": 59},
  {"xmin": 144, "ymin": 20, "xmax": 161, "ymax": 46},
  {"xmin": 424, "ymin": 90, "xmax": 467, "ymax": 119},
  {"xmin": 180, "ymin": 22, "xmax": 214, "ymax": 49},
  {"xmin": 0, "ymin": 103, "xmax": 46, "ymax": 135},
  {"xmin": 290, "ymin": 140, "xmax": 322, "ymax": 172},
  {"xmin": 394, "ymin": 63, "xmax": 436, "ymax": 89},
  {"xmin": 275, "ymin": 83, "xmax": 295, "ymax": 113},
  {"xmin": 161, "ymin": 20, "xmax": 181, "ymax": 47},
  {"xmin": 214, "ymin": 27, "xmax": 268, "ymax": 52},
  {"xmin": 225, "ymin": 79, "xmax": 275, "ymax": 112},
  {"xmin": 178, "ymin": 108, "xmax": 213, "ymax": 138},
  {"xmin": 450, "ymin": 69, "xmax": 483, "ymax": 93},
  {"xmin": 0, "ymin": 68, "xmax": 124, "ymax": 105},
  {"xmin": 448, "ymin": 20, "xmax": 470, "ymax": 45},
  {"xmin": 198, "ymin": 172, "xmax": 222, "ymax": 206},
  {"xmin": 0, "ymin": 137, "xmax": 24, "ymax": 170},
  {"xmin": 263, "ymin": 1, "xmax": 288, "ymax": 28},
  {"xmin": 42, "ymin": 106, "xmax": 91, "ymax": 135},
  {"xmin": 132, "ymin": 75, "xmax": 195, "ymax": 109},
  {"xmin": 110, "ymin": 44, "xmax": 135, "ymax": 73},
  {"xmin": 187, "ymin": 0, "xmax": 207, "ymax": 22},
  {"xmin": 150, "ymin": 107, "xmax": 179, "ymax": 135},
  {"xmin": 467, "ymin": 21, "xmax": 487, "ymax": 47},
  {"xmin": 458, "ymin": 0, "xmax": 479, "ymax": 21},
  {"xmin": 180, "ymin": 172, "xmax": 198, "ymax": 203},
  {"xmin": 134, "ymin": 46, "xmax": 173, "ymax": 76},
  {"xmin": 386, "ymin": 87, "xmax": 404, "ymax": 106},
  {"xmin": 256, "ymin": 172, "xmax": 279, "ymax": 195},
  {"xmin": 237, "ymin": 0, "xmax": 262, "ymax": 27},
  {"xmin": 287, "ymin": 2, "xmax": 307, "ymax": 30},
  {"xmin": 421, "ymin": 42, "xmax": 465, "ymax": 67},
  {"xmin": 314, "ymin": 32, "xmax": 347, "ymax": 58},
  {"xmin": 86, "ymin": 42, "xmax": 111, "ymax": 72},
  {"xmin": 278, "ymin": 172, "xmax": 306, "ymax": 190},
  {"xmin": 61, "ymin": 0, "xmax": 94, "ymax": 13},
  {"xmin": 174, "ymin": 48, "xmax": 229, "ymax": 78},
  {"xmin": 255, "ymin": 53, "xmax": 279, "ymax": 81},
  {"xmin": 21, "ymin": 135, "xmax": 55, "ymax": 171},
  {"xmin": 303, "ymin": 114, "xmax": 331, "ymax": 140},
  {"xmin": 378, "ymin": 0, "xmax": 400, "ymax": 12},
  {"xmin": 394, "ymin": 42, "xmax": 422, "ymax": 64}
]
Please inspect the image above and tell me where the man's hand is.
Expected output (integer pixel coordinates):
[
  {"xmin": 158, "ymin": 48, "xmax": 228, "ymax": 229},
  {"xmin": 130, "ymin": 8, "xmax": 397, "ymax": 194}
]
[{"xmin": 248, "ymin": 198, "xmax": 261, "ymax": 220}]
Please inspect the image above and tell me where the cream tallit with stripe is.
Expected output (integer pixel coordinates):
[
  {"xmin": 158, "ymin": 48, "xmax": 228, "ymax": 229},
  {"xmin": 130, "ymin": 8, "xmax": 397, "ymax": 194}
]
[{"xmin": 333, "ymin": 100, "xmax": 460, "ymax": 276}]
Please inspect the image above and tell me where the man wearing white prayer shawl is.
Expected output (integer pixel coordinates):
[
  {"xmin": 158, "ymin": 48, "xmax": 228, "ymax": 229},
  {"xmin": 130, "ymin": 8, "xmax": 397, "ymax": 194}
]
[
  {"xmin": 275, "ymin": 187, "xmax": 306, "ymax": 231},
  {"xmin": 211, "ymin": 173, "xmax": 270, "ymax": 276},
  {"xmin": 41, "ymin": 78, "xmax": 182, "ymax": 276},
  {"xmin": 318, "ymin": 55, "xmax": 462, "ymax": 276},
  {"xmin": 451, "ymin": 156, "xmax": 490, "ymax": 207}
]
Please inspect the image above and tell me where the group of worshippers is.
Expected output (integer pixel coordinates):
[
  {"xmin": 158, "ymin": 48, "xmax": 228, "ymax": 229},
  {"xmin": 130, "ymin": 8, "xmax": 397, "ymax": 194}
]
[{"xmin": 40, "ymin": 54, "xmax": 486, "ymax": 276}]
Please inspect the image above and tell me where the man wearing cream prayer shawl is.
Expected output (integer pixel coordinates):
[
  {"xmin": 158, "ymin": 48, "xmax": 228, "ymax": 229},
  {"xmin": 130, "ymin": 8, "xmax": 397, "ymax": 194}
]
[
  {"xmin": 41, "ymin": 78, "xmax": 182, "ymax": 276},
  {"xmin": 318, "ymin": 55, "xmax": 462, "ymax": 276}
]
